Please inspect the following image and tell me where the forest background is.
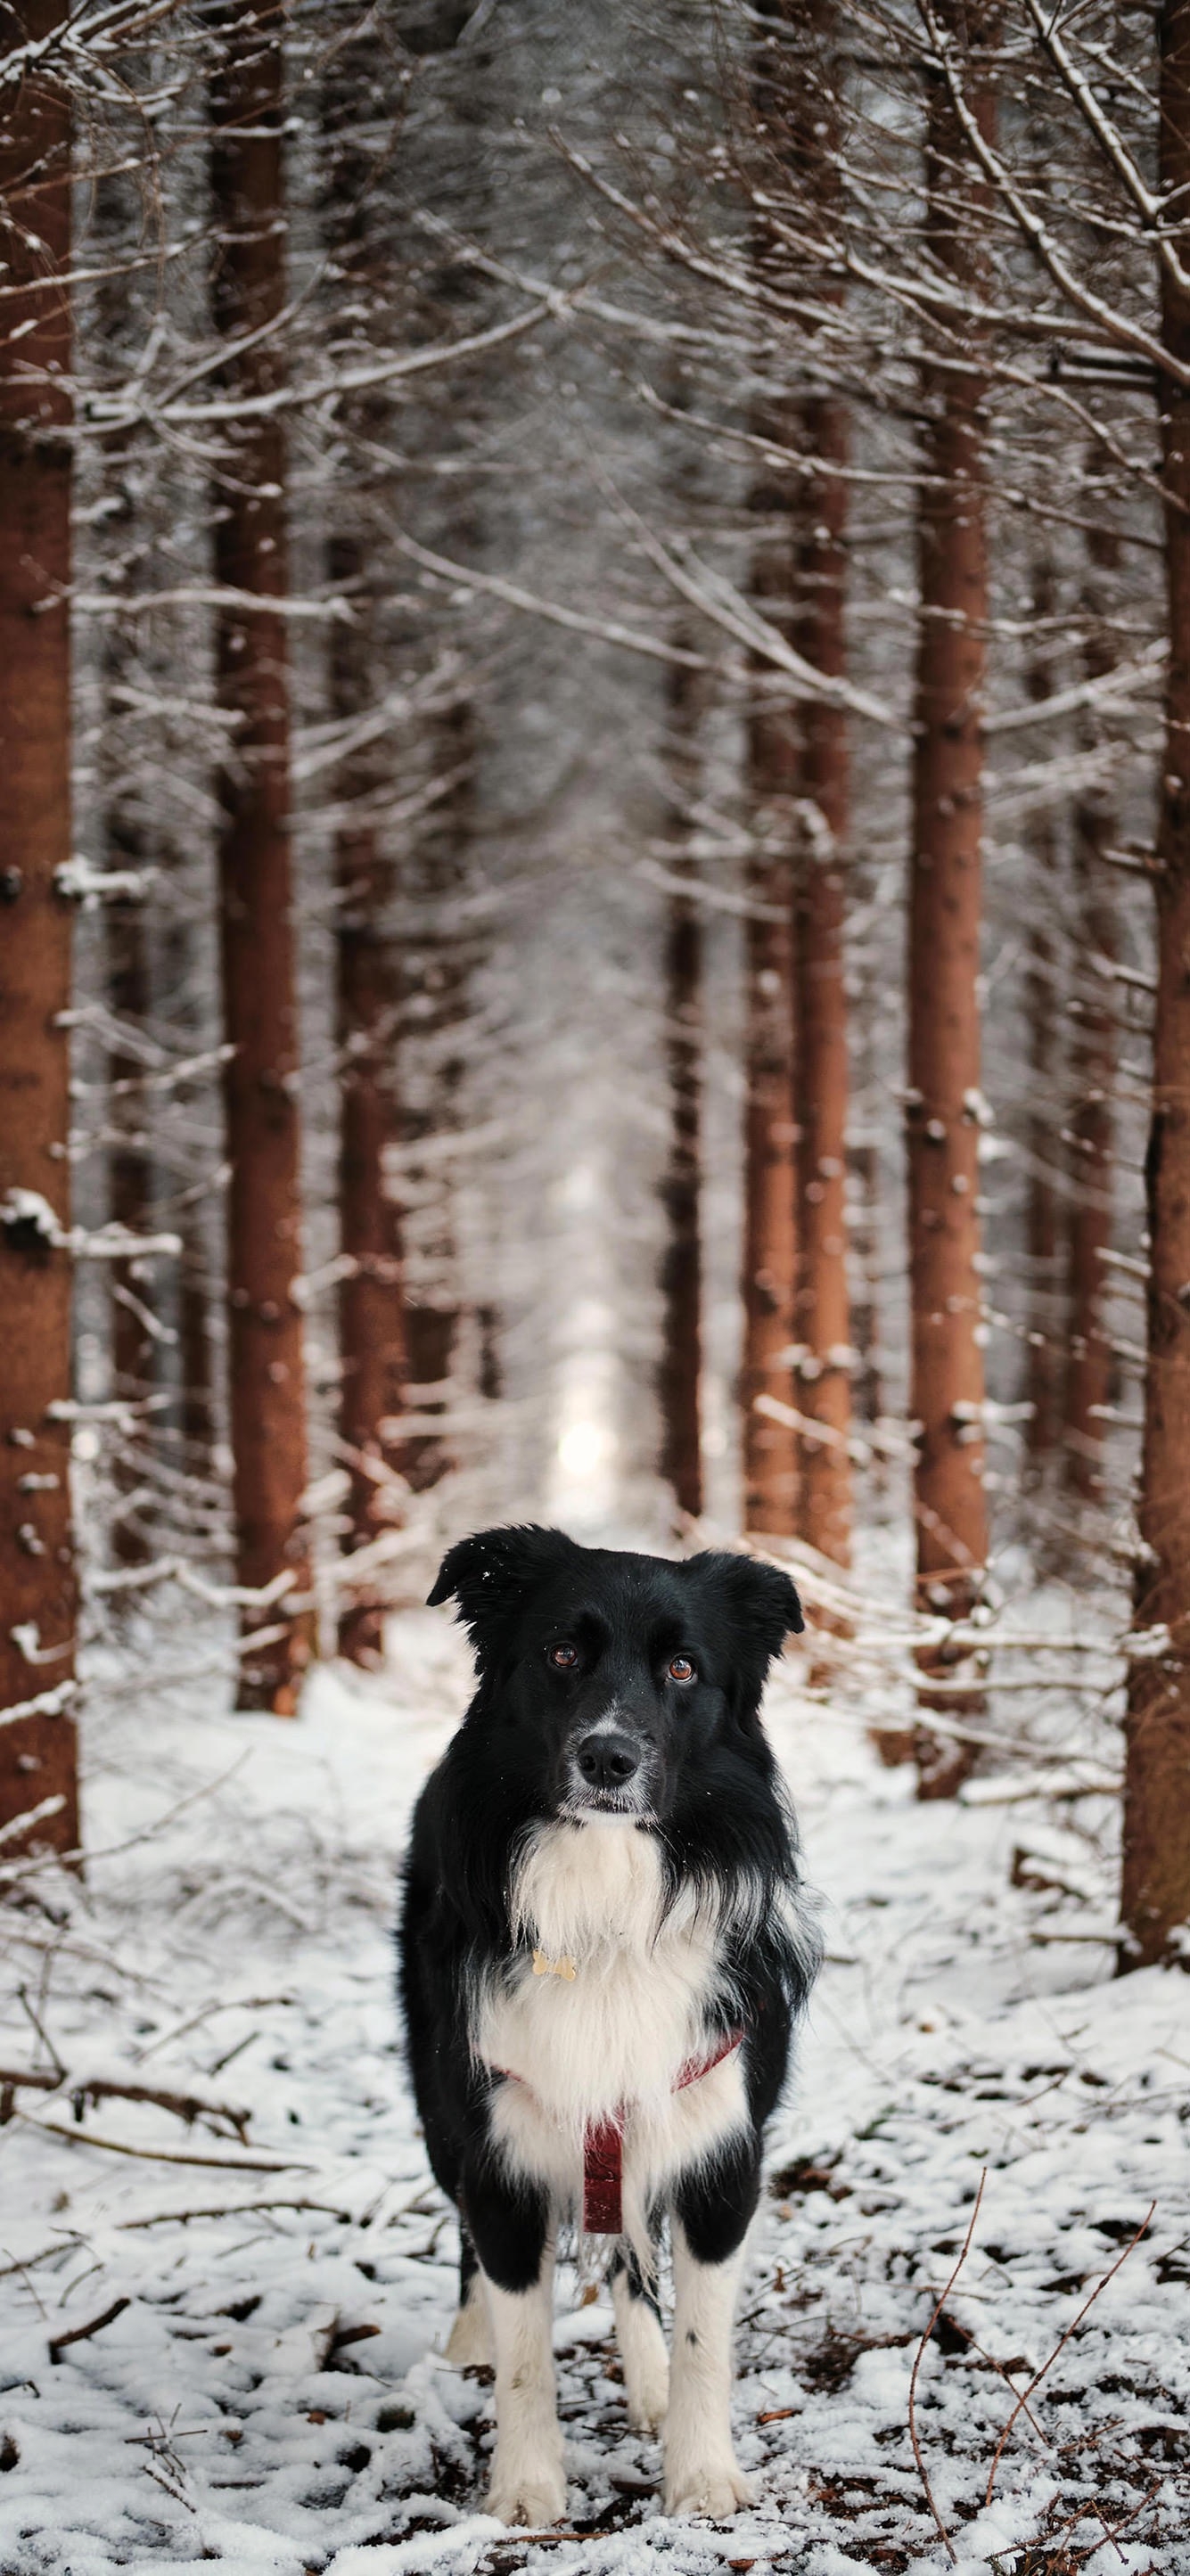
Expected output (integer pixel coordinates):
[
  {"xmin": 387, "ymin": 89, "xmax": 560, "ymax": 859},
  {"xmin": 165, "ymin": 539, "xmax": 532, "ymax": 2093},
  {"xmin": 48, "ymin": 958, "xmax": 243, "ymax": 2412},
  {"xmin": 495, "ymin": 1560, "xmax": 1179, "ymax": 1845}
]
[
  {"xmin": 3, "ymin": 0, "xmax": 1187, "ymax": 1953},
  {"xmin": 2, "ymin": 1, "xmax": 1190, "ymax": 2568}
]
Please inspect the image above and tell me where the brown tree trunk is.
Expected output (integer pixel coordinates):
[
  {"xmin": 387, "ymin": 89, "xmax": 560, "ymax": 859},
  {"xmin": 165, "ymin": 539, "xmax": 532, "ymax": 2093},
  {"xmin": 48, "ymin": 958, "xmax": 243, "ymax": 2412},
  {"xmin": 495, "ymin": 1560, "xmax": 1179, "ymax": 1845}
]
[
  {"xmin": 1063, "ymin": 507, "xmax": 1119, "ymax": 1504},
  {"xmin": 178, "ymin": 1243, "xmax": 215, "ymax": 1469},
  {"xmin": 0, "ymin": 4, "xmax": 79, "ymax": 1855},
  {"xmin": 793, "ymin": 392, "xmax": 852, "ymax": 1566},
  {"xmin": 332, "ymin": 540, "xmax": 407, "ymax": 1665},
  {"xmin": 156, "ymin": 919, "xmax": 216, "ymax": 1486},
  {"xmin": 658, "ymin": 667, "xmax": 704, "ymax": 1525},
  {"xmin": 209, "ymin": 7, "xmax": 313, "ymax": 1711},
  {"xmin": 393, "ymin": 691, "xmax": 476, "ymax": 1499},
  {"xmin": 907, "ymin": 10, "xmax": 994, "ymax": 1798},
  {"xmin": 1023, "ymin": 566, "xmax": 1062, "ymax": 1476},
  {"xmin": 740, "ymin": 406, "xmax": 800, "ymax": 1536},
  {"xmin": 106, "ymin": 890, "xmax": 153, "ymax": 1566},
  {"xmin": 1121, "ymin": 0, "xmax": 1190, "ymax": 1966},
  {"xmin": 94, "ymin": 156, "xmax": 155, "ymax": 1567},
  {"xmin": 740, "ymin": 849, "xmax": 800, "ymax": 1536},
  {"xmin": 318, "ymin": 12, "xmax": 409, "ymax": 1661},
  {"xmin": 848, "ymin": 1136, "xmax": 883, "ymax": 1442}
]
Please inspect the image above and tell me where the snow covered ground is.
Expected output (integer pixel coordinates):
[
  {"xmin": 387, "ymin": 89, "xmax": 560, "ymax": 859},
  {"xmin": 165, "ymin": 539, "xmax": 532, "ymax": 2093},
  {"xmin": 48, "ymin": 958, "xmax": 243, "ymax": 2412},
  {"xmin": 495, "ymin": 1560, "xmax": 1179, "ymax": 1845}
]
[{"xmin": 1, "ymin": 1600, "xmax": 1186, "ymax": 2575}]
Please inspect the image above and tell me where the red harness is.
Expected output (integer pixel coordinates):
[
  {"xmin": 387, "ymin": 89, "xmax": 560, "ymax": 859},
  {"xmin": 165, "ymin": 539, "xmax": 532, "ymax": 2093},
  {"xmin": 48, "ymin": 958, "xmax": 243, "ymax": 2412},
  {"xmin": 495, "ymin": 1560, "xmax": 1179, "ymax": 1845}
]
[{"xmin": 491, "ymin": 2029, "xmax": 746, "ymax": 2237}]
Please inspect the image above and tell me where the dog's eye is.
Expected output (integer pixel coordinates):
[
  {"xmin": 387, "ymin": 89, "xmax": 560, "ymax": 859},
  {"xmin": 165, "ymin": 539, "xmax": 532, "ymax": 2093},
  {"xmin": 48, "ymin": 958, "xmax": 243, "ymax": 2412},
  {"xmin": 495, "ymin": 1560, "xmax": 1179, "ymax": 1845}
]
[
  {"xmin": 547, "ymin": 1642, "xmax": 579, "ymax": 1670},
  {"xmin": 668, "ymin": 1654, "xmax": 696, "ymax": 1685}
]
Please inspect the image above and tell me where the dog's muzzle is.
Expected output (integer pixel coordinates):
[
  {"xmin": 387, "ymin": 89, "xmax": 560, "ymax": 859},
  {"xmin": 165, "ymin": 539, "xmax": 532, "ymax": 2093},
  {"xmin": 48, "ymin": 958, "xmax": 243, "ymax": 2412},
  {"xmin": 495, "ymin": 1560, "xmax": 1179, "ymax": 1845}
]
[{"xmin": 566, "ymin": 1724, "xmax": 652, "ymax": 1814}]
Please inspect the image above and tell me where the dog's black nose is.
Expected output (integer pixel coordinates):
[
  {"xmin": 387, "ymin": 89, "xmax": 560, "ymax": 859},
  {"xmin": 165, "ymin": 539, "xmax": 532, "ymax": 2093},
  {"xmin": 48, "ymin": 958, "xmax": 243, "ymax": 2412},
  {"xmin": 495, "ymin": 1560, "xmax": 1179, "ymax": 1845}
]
[{"xmin": 576, "ymin": 1731, "xmax": 640, "ymax": 1790}]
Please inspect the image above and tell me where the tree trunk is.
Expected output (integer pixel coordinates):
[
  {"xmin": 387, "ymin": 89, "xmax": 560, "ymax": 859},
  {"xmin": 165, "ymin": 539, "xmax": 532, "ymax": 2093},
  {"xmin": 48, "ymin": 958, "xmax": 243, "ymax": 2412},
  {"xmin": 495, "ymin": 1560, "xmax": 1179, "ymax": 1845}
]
[
  {"xmin": 0, "ymin": 2, "xmax": 79, "ymax": 1855},
  {"xmin": 1121, "ymin": 0, "xmax": 1190, "ymax": 1966},
  {"xmin": 156, "ymin": 918, "xmax": 216, "ymax": 1489},
  {"xmin": 1023, "ymin": 565, "xmax": 1062, "ymax": 1477},
  {"xmin": 106, "ymin": 890, "xmax": 153, "ymax": 1566},
  {"xmin": 741, "ymin": 504, "xmax": 800, "ymax": 1536},
  {"xmin": 209, "ymin": 7, "xmax": 313, "ymax": 1712},
  {"xmin": 907, "ymin": 10, "xmax": 993, "ymax": 1798},
  {"xmin": 1063, "ymin": 504, "xmax": 1118, "ymax": 1504},
  {"xmin": 393, "ymin": 689, "xmax": 476, "ymax": 1499},
  {"xmin": 793, "ymin": 391, "xmax": 852, "ymax": 1566},
  {"xmin": 332, "ymin": 538, "xmax": 408, "ymax": 1665},
  {"xmin": 740, "ymin": 873, "xmax": 800, "ymax": 1535},
  {"xmin": 177, "ymin": 1234, "xmax": 215, "ymax": 1477},
  {"xmin": 658, "ymin": 667, "xmax": 704, "ymax": 1526},
  {"xmin": 316, "ymin": 25, "xmax": 409, "ymax": 1656}
]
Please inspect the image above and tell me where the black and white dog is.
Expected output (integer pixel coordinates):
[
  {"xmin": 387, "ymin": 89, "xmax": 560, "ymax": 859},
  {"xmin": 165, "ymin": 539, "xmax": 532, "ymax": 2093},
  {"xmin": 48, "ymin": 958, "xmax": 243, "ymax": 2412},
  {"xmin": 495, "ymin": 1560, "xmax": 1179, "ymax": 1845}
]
[{"xmin": 399, "ymin": 1524, "xmax": 818, "ymax": 2525}]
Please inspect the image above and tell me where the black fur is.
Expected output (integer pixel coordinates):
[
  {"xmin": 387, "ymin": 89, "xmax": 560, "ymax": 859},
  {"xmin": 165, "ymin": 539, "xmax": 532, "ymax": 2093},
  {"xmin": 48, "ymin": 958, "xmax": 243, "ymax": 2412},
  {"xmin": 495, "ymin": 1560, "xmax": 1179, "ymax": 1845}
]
[{"xmin": 399, "ymin": 1525, "xmax": 818, "ymax": 2312}]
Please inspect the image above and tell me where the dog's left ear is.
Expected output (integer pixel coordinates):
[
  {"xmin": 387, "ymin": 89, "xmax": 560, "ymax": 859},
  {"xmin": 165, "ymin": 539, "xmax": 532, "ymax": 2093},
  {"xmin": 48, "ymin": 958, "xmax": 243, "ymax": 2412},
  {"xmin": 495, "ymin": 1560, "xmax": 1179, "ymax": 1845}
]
[
  {"xmin": 685, "ymin": 1551, "xmax": 803, "ymax": 1720},
  {"xmin": 428, "ymin": 1523, "xmax": 576, "ymax": 1677}
]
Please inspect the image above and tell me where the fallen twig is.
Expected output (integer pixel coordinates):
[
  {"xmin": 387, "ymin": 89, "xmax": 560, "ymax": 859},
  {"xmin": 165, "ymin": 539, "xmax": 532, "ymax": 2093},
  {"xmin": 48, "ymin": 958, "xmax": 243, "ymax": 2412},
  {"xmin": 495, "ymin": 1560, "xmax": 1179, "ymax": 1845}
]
[
  {"xmin": 0, "ymin": 1748, "xmax": 252, "ymax": 1883},
  {"xmin": 117, "ymin": 2196, "xmax": 352, "ymax": 2229},
  {"xmin": 48, "ymin": 2295, "xmax": 131, "ymax": 2364},
  {"xmin": 907, "ymin": 2169, "xmax": 987, "ymax": 2565},
  {"xmin": 1063, "ymin": 2476, "xmax": 1164, "ymax": 2567},
  {"xmin": 17, "ymin": 2112, "xmax": 310, "ymax": 2174},
  {"xmin": 0, "ymin": 2239, "xmax": 84, "ymax": 2281},
  {"xmin": 928, "ymin": 2310, "xmax": 1050, "ymax": 2451},
  {"xmin": 984, "ymin": 2202, "xmax": 1156, "ymax": 2506},
  {"xmin": 17, "ymin": 1985, "xmax": 64, "ymax": 2081},
  {"xmin": 0, "ymin": 2063, "xmax": 250, "ymax": 2141}
]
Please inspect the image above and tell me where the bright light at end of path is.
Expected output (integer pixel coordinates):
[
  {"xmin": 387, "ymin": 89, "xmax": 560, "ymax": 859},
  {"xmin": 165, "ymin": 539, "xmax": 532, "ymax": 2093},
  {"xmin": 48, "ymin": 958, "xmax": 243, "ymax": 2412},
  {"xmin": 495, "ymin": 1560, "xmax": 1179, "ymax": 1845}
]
[{"xmin": 556, "ymin": 1419, "xmax": 612, "ymax": 1478}]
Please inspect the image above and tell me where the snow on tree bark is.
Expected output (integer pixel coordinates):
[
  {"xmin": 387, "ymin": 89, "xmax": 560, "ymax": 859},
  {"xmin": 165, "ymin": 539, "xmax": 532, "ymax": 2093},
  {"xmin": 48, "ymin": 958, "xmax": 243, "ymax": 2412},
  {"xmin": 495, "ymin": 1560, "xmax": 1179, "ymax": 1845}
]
[
  {"xmin": 209, "ymin": 5, "xmax": 313, "ymax": 1711},
  {"xmin": 742, "ymin": 513, "xmax": 800, "ymax": 1537},
  {"xmin": 1063, "ymin": 499, "xmax": 1118, "ymax": 1504},
  {"xmin": 105, "ymin": 891, "xmax": 152, "ymax": 1567},
  {"xmin": 319, "ymin": 27, "xmax": 411, "ymax": 1662},
  {"xmin": 0, "ymin": 0, "xmax": 80, "ymax": 1854},
  {"xmin": 332, "ymin": 537, "xmax": 408, "ymax": 1665},
  {"xmin": 1023, "ymin": 561, "xmax": 1063, "ymax": 1480},
  {"xmin": 658, "ymin": 660, "xmax": 704, "ymax": 1526},
  {"xmin": 1122, "ymin": 0, "xmax": 1190, "ymax": 1965},
  {"xmin": 907, "ymin": 5, "xmax": 994, "ymax": 1798},
  {"xmin": 794, "ymin": 391, "xmax": 852, "ymax": 1568}
]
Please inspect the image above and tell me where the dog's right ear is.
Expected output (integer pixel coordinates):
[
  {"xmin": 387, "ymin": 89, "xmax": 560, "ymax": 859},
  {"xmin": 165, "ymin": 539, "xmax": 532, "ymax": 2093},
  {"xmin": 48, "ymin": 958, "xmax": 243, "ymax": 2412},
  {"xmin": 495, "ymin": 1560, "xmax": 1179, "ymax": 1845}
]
[{"xmin": 428, "ymin": 1523, "xmax": 575, "ymax": 1676}]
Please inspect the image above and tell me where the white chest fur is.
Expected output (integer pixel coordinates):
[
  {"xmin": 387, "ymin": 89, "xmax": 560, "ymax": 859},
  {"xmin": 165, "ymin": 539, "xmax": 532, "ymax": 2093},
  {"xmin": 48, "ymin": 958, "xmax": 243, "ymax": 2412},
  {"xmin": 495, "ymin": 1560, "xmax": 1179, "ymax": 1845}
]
[{"xmin": 473, "ymin": 1821, "xmax": 748, "ymax": 2238}]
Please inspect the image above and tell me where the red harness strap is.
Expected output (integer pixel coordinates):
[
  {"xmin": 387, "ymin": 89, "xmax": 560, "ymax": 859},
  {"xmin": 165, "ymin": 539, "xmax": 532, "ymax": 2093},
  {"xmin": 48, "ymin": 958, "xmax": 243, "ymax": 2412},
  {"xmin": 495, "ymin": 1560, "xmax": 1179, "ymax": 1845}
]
[{"xmin": 581, "ymin": 2029, "xmax": 745, "ymax": 2236}]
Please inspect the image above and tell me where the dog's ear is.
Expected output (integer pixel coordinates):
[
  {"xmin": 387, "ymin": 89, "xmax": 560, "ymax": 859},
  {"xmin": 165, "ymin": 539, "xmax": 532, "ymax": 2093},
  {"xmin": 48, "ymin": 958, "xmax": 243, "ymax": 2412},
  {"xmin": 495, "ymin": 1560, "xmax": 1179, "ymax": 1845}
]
[
  {"xmin": 684, "ymin": 1551, "xmax": 803, "ymax": 1721},
  {"xmin": 428, "ymin": 1524, "xmax": 576, "ymax": 1676}
]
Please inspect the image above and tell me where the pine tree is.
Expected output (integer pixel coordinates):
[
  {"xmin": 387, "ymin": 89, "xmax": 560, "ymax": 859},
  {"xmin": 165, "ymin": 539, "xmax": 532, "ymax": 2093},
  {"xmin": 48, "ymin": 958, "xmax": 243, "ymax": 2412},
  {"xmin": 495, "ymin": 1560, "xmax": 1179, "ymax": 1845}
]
[
  {"xmin": 741, "ymin": 554, "xmax": 800, "ymax": 1535},
  {"xmin": 1122, "ymin": 0, "xmax": 1190, "ymax": 1965},
  {"xmin": 907, "ymin": 0, "xmax": 995, "ymax": 1796},
  {"xmin": 0, "ymin": 0, "xmax": 80, "ymax": 1853},
  {"xmin": 793, "ymin": 390, "xmax": 853, "ymax": 1568},
  {"xmin": 1063, "ymin": 492, "xmax": 1119, "ymax": 1503},
  {"xmin": 321, "ymin": 14, "xmax": 412, "ymax": 1661},
  {"xmin": 658, "ymin": 660, "xmax": 705, "ymax": 1525},
  {"xmin": 209, "ymin": 2, "xmax": 313, "ymax": 1710}
]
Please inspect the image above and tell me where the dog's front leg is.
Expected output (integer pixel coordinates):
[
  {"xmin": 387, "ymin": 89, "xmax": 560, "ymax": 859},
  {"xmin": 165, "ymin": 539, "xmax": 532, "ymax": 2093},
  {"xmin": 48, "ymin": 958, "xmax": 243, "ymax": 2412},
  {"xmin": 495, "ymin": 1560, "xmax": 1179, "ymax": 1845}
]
[
  {"xmin": 465, "ymin": 2159, "xmax": 564, "ymax": 2527},
  {"xmin": 663, "ymin": 2139, "xmax": 759, "ymax": 2516}
]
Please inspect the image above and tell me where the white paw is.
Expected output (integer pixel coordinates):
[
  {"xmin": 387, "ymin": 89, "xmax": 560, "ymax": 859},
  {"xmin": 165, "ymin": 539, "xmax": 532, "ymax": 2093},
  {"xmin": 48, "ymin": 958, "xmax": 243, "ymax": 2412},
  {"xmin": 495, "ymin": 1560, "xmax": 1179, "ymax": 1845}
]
[
  {"xmin": 628, "ymin": 2367, "xmax": 669, "ymax": 2432},
  {"xmin": 485, "ymin": 2462, "xmax": 567, "ymax": 2527},
  {"xmin": 663, "ymin": 2458, "xmax": 754, "ymax": 2518},
  {"xmin": 614, "ymin": 2294, "xmax": 669, "ymax": 2430},
  {"xmin": 612, "ymin": 2268, "xmax": 669, "ymax": 2432},
  {"xmin": 444, "ymin": 2297, "xmax": 493, "ymax": 2367}
]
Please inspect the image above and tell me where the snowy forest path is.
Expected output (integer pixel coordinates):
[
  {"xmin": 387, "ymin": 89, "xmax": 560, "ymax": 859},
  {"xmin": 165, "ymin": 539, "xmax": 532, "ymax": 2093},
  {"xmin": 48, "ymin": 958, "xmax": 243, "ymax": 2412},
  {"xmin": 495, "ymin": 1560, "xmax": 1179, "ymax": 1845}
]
[{"xmin": 0, "ymin": 1611, "xmax": 1185, "ymax": 2574}]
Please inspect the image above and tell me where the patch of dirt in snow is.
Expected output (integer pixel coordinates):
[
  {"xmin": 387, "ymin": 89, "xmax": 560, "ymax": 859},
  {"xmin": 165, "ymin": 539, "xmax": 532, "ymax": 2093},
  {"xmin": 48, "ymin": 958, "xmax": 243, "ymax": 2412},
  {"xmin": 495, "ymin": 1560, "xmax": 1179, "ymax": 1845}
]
[{"xmin": 0, "ymin": 1609, "xmax": 1186, "ymax": 2576}]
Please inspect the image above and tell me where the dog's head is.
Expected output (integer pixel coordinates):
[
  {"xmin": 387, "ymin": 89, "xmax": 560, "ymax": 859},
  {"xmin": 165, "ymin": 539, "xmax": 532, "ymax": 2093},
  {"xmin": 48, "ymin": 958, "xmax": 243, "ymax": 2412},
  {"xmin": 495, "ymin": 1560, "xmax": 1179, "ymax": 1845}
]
[{"xmin": 428, "ymin": 1524, "xmax": 802, "ymax": 1823}]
